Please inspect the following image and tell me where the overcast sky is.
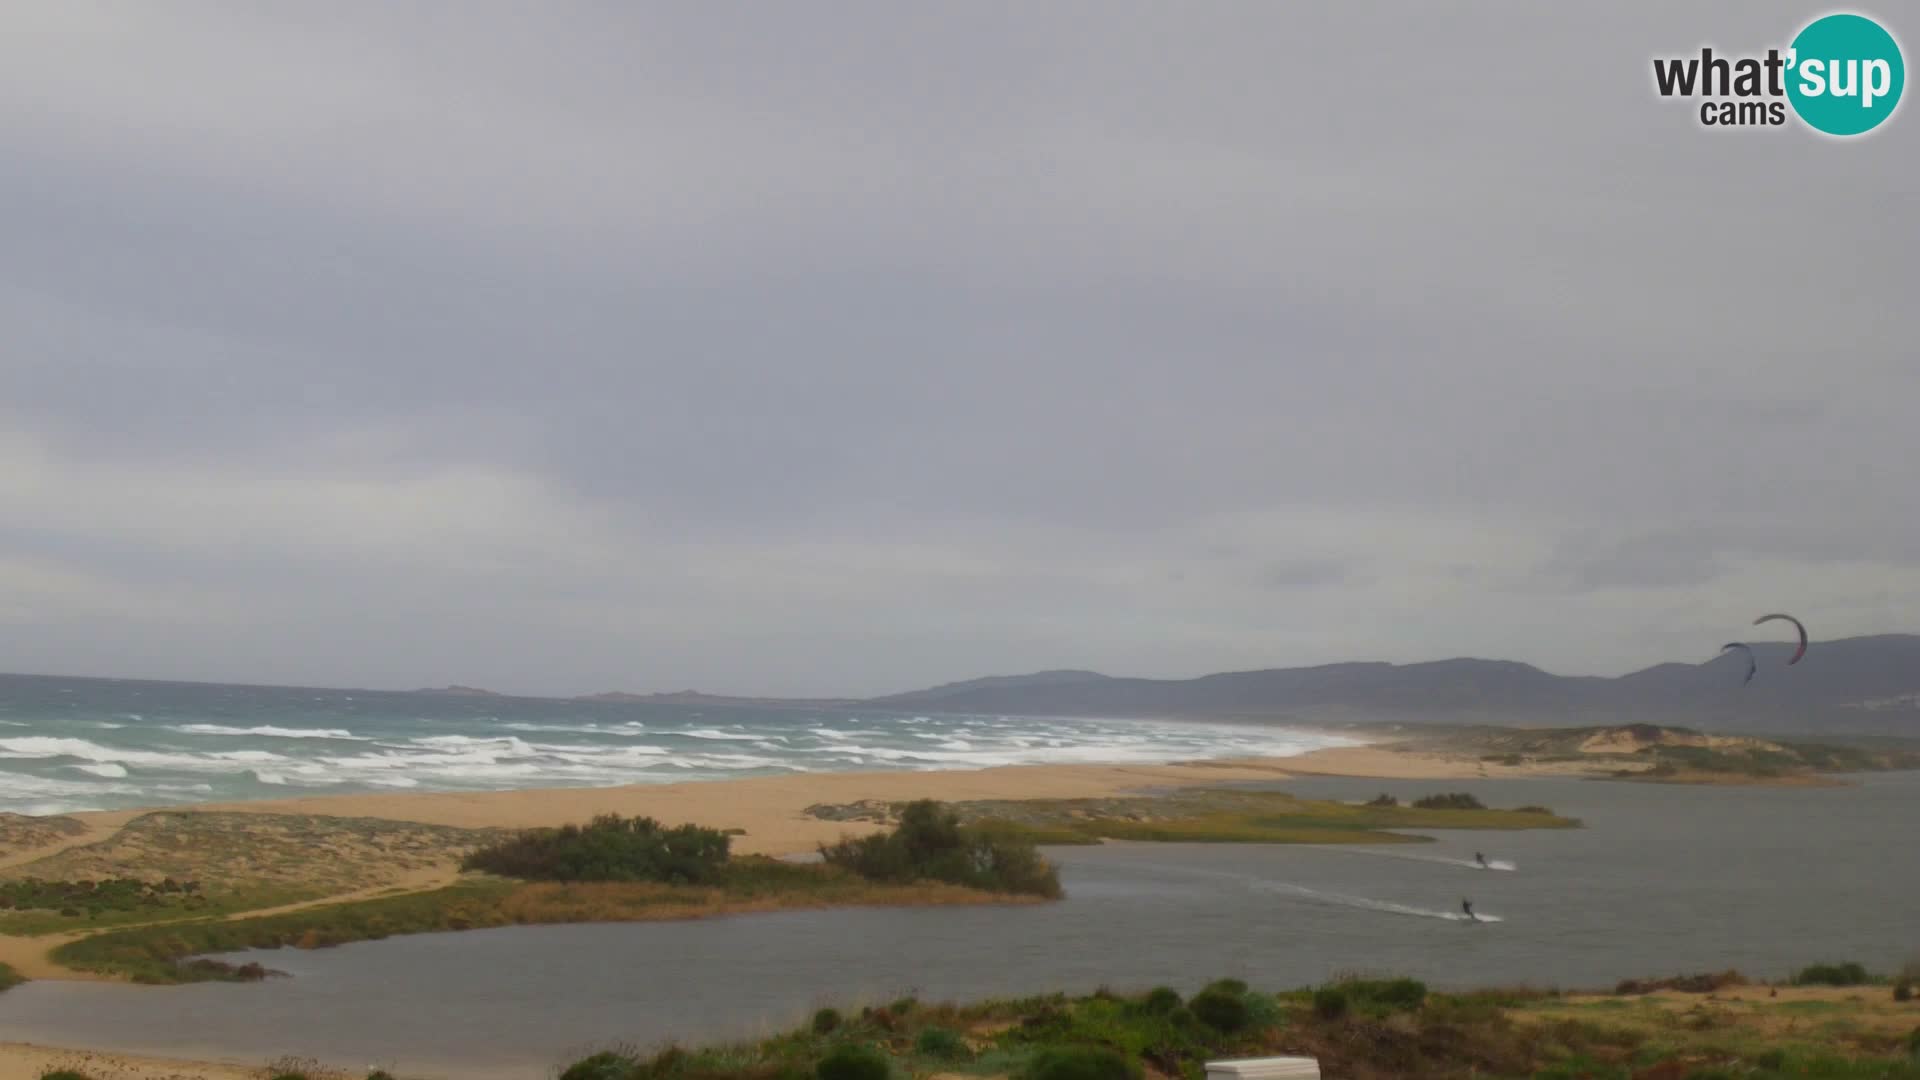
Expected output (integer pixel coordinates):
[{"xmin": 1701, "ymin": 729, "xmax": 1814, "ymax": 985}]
[{"xmin": 0, "ymin": 4, "xmax": 1913, "ymax": 697}]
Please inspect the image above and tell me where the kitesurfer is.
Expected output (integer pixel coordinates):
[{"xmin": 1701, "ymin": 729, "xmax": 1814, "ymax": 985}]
[
  {"xmin": 1474, "ymin": 852, "xmax": 1489, "ymax": 869},
  {"xmin": 1461, "ymin": 898, "xmax": 1479, "ymax": 923},
  {"xmin": 1753, "ymin": 614, "xmax": 1809, "ymax": 665}
]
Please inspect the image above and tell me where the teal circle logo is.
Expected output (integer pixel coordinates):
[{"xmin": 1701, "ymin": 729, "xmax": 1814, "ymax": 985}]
[{"xmin": 1787, "ymin": 13, "xmax": 1905, "ymax": 136}]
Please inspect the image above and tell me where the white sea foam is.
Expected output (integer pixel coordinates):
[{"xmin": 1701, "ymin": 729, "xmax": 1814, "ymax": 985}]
[
  {"xmin": 70, "ymin": 763, "xmax": 129, "ymax": 778},
  {"xmin": 678, "ymin": 728, "xmax": 760, "ymax": 741},
  {"xmin": 172, "ymin": 724, "xmax": 367, "ymax": 740}
]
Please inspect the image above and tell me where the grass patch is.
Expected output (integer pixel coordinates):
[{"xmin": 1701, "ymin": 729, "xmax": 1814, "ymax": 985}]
[{"xmin": 880, "ymin": 789, "xmax": 1580, "ymax": 846}]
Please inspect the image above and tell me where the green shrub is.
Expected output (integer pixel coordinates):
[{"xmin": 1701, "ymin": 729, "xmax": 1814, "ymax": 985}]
[
  {"xmin": 1202, "ymin": 978, "xmax": 1248, "ymax": 996},
  {"xmin": 812, "ymin": 1008, "xmax": 842, "ymax": 1034},
  {"xmin": 1792, "ymin": 961, "xmax": 1870, "ymax": 987},
  {"xmin": 914, "ymin": 1027, "xmax": 969, "ymax": 1060},
  {"xmin": 39, "ymin": 1072, "xmax": 91, "ymax": 1080},
  {"xmin": 1342, "ymin": 977, "xmax": 1427, "ymax": 1013},
  {"xmin": 816, "ymin": 1043, "xmax": 890, "ymax": 1080},
  {"xmin": 462, "ymin": 814, "xmax": 731, "ymax": 884},
  {"xmin": 1241, "ymin": 992, "xmax": 1281, "ymax": 1030},
  {"xmin": 1021, "ymin": 1045, "xmax": 1140, "ymax": 1080},
  {"xmin": 1411, "ymin": 793, "xmax": 1485, "ymax": 810},
  {"xmin": 558, "ymin": 1051, "xmax": 639, "ymax": 1080},
  {"xmin": 1312, "ymin": 987, "xmax": 1349, "ymax": 1020},
  {"xmin": 1141, "ymin": 986, "xmax": 1182, "ymax": 1014},
  {"xmin": 367, "ymin": 1073, "xmax": 397, "ymax": 1080},
  {"xmin": 1364, "ymin": 794, "xmax": 1398, "ymax": 807},
  {"xmin": 889, "ymin": 996, "xmax": 918, "ymax": 1016},
  {"xmin": 818, "ymin": 801, "xmax": 1061, "ymax": 897},
  {"xmin": 1897, "ymin": 980, "xmax": 1914, "ymax": 1002},
  {"xmin": 1190, "ymin": 988, "xmax": 1251, "ymax": 1033},
  {"xmin": 1755, "ymin": 1050, "xmax": 1786, "ymax": 1070}
]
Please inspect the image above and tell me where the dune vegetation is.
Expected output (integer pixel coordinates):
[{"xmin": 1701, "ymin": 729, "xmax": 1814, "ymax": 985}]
[
  {"xmin": 542, "ymin": 971, "xmax": 1920, "ymax": 1080},
  {"xmin": 51, "ymin": 804, "xmax": 1060, "ymax": 984},
  {"xmin": 811, "ymin": 789, "xmax": 1578, "ymax": 847}
]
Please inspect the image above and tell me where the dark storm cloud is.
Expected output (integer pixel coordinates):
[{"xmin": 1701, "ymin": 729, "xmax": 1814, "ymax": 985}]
[{"xmin": 0, "ymin": 3, "xmax": 1912, "ymax": 694}]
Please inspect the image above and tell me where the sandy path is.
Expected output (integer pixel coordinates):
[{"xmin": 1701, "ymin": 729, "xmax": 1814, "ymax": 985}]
[{"xmin": 0, "ymin": 1041, "xmax": 274, "ymax": 1080}]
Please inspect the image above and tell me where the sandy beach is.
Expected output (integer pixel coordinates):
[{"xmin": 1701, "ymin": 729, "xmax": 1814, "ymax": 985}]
[{"xmin": 45, "ymin": 743, "xmax": 1567, "ymax": 858}]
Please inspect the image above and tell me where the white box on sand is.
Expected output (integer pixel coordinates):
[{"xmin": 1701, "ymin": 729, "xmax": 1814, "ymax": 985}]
[{"xmin": 1205, "ymin": 1057, "xmax": 1321, "ymax": 1080}]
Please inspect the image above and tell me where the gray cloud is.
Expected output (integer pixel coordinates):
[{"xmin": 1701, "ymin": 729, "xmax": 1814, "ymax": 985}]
[{"xmin": 0, "ymin": 3, "xmax": 1913, "ymax": 695}]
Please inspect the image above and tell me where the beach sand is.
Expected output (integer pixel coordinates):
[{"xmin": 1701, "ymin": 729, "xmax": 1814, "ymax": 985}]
[{"xmin": 0, "ymin": 1041, "xmax": 269, "ymax": 1080}]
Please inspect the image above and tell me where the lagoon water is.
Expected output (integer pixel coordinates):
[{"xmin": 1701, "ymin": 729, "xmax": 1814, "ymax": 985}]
[{"xmin": 2, "ymin": 773, "xmax": 1915, "ymax": 1078}]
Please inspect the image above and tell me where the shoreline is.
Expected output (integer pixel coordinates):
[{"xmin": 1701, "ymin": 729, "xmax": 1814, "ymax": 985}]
[
  {"xmin": 48, "ymin": 742, "xmax": 1582, "ymax": 856},
  {"xmin": 31, "ymin": 739, "xmax": 1848, "ymax": 860}
]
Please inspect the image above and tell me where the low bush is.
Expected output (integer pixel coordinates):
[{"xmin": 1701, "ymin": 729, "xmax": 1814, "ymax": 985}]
[
  {"xmin": 39, "ymin": 1072, "xmax": 91, "ymax": 1080},
  {"xmin": 1191, "ymin": 987, "xmax": 1251, "ymax": 1033},
  {"xmin": 812, "ymin": 1008, "xmax": 842, "ymax": 1034},
  {"xmin": 914, "ymin": 1027, "xmax": 969, "ymax": 1060},
  {"xmin": 1793, "ymin": 961, "xmax": 1870, "ymax": 987},
  {"xmin": 816, "ymin": 1043, "xmax": 890, "ymax": 1080},
  {"xmin": 559, "ymin": 1051, "xmax": 639, "ymax": 1080},
  {"xmin": 1615, "ymin": 971, "xmax": 1745, "ymax": 995},
  {"xmin": 1364, "ymin": 794, "xmax": 1398, "ymax": 807},
  {"xmin": 1141, "ymin": 986, "xmax": 1182, "ymax": 1014},
  {"xmin": 1021, "ymin": 1045, "xmax": 1141, "ymax": 1080},
  {"xmin": 1312, "ymin": 987, "xmax": 1349, "ymax": 1020},
  {"xmin": 1411, "ymin": 793, "xmax": 1486, "ymax": 810},
  {"xmin": 818, "ymin": 801, "xmax": 1061, "ymax": 897},
  {"xmin": 461, "ymin": 814, "xmax": 731, "ymax": 884},
  {"xmin": 1339, "ymin": 976, "xmax": 1427, "ymax": 1013}
]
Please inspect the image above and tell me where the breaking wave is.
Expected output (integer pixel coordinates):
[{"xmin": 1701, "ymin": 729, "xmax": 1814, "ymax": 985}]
[{"xmin": 171, "ymin": 724, "xmax": 369, "ymax": 740}]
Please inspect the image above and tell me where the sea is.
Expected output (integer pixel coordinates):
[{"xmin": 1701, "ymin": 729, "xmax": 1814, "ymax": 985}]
[{"xmin": 0, "ymin": 673, "xmax": 1360, "ymax": 815}]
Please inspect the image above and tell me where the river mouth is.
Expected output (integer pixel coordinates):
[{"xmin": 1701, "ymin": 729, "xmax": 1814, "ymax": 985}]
[{"xmin": 1, "ymin": 773, "xmax": 1912, "ymax": 1078}]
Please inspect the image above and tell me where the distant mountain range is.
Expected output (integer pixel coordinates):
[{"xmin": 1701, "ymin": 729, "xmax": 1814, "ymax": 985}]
[
  {"xmin": 849, "ymin": 635, "xmax": 1920, "ymax": 736},
  {"xmin": 393, "ymin": 635, "xmax": 1920, "ymax": 736}
]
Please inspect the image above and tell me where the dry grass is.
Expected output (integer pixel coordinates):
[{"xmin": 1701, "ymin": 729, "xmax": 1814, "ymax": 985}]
[
  {"xmin": 0, "ymin": 814, "xmax": 87, "ymax": 859},
  {"xmin": 1, "ymin": 812, "xmax": 504, "ymax": 895}
]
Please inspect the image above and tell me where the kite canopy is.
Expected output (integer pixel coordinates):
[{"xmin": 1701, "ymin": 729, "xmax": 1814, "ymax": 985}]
[
  {"xmin": 1753, "ymin": 613, "xmax": 1809, "ymax": 665},
  {"xmin": 1720, "ymin": 642, "xmax": 1756, "ymax": 685}
]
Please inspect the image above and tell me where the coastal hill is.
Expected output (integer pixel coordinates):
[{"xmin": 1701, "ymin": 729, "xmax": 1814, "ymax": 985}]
[
  {"xmin": 409, "ymin": 685, "xmax": 505, "ymax": 698},
  {"xmin": 862, "ymin": 634, "xmax": 1920, "ymax": 736},
  {"xmin": 576, "ymin": 690, "xmax": 861, "ymax": 707}
]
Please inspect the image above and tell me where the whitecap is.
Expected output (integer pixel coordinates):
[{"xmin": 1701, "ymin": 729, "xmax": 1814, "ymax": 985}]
[
  {"xmin": 70, "ymin": 763, "xmax": 129, "ymax": 778},
  {"xmin": 172, "ymin": 724, "xmax": 367, "ymax": 740}
]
